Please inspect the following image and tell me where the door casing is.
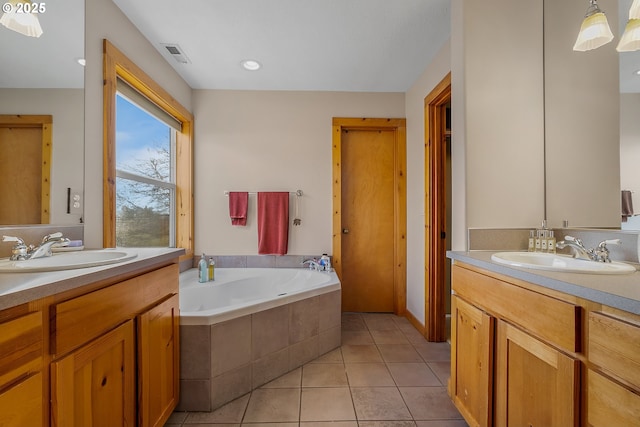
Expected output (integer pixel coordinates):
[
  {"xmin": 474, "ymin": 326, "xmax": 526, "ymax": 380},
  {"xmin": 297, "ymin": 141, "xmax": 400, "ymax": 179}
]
[
  {"xmin": 425, "ymin": 73, "xmax": 451, "ymax": 341},
  {"xmin": 332, "ymin": 117, "xmax": 407, "ymax": 315}
]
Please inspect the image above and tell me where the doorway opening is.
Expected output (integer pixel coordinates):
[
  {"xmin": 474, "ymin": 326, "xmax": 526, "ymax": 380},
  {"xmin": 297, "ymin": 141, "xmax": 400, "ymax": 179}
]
[{"xmin": 425, "ymin": 73, "xmax": 452, "ymax": 342}]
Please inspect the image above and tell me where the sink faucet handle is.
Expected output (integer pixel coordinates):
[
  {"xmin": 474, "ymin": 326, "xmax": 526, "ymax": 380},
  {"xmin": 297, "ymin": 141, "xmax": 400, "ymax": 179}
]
[
  {"xmin": 2, "ymin": 235, "xmax": 25, "ymax": 245},
  {"xmin": 599, "ymin": 239, "xmax": 622, "ymax": 247},
  {"xmin": 41, "ymin": 232, "xmax": 64, "ymax": 243}
]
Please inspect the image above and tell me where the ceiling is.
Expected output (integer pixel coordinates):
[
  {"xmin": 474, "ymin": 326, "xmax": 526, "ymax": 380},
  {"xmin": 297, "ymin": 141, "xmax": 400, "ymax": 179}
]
[{"xmin": 111, "ymin": 0, "xmax": 451, "ymax": 92}]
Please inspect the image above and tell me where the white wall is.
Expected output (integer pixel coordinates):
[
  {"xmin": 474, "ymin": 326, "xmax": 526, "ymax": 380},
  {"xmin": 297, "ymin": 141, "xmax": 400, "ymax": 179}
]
[
  {"xmin": 84, "ymin": 0, "xmax": 193, "ymax": 247},
  {"xmin": 0, "ymin": 88, "xmax": 84, "ymax": 224},
  {"xmin": 404, "ymin": 41, "xmax": 451, "ymax": 324},
  {"xmin": 192, "ymin": 90, "xmax": 405, "ymax": 255}
]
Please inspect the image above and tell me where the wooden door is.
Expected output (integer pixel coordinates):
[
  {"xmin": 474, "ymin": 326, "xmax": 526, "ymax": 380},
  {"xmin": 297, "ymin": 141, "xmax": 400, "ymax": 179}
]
[
  {"xmin": 0, "ymin": 115, "xmax": 51, "ymax": 224},
  {"xmin": 450, "ymin": 295, "xmax": 493, "ymax": 427},
  {"xmin": 587, "ymin": 369, "xmax": 640, "ymax": 427},
  {"xmin": 495, "ymin": 320, "xmax": 579, "ymax": 427},
  {"xmin": 137, "ymin": 294, "xmax": 180, "ymax": 427},
  {"xmin": 340, "ymin": 127, "xmax": 396, "ymax": 312},
  {"xmin": 51, "ymin": 320, "xmax": 135, "ymax": 427}
]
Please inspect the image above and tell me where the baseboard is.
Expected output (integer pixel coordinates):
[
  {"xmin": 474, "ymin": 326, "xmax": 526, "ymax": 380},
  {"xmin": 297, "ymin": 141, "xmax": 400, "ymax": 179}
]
[{"xmin": 404, "ymin": 309, "xmax": 426, "ymax": 336}]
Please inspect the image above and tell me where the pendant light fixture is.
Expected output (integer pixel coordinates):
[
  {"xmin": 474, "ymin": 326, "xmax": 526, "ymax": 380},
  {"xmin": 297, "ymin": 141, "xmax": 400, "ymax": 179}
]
[
  {"xmin": 617, "ymin": 0, "xmax": 640, "ymax": 52},
  {"xmin": 573, "ymin": 0, "xmax": 614, "ymax": 51},
  {"xmin": 0, "ymin": 0, "xmax": 43, "ymax": 38}
]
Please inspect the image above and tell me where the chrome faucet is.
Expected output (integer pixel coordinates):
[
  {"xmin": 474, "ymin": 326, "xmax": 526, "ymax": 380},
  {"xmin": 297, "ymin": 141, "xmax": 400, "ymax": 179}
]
[
  {"xmin": 2, "ymin": 232, "xmax": 70, "ymax": 261},
  {"xmin": 556, "ymin": 236, "xmax": 621, "ymax": 263},
  {"xmin": 301, "ymin": 258, "xmax": 321, "ymax": 271}
]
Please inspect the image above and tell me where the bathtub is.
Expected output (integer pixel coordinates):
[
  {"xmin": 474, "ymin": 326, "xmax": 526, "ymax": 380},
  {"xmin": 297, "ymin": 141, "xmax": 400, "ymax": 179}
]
[
  {"xmin": 180, "ymin": 267, "xmax": 341, "ymax": 325},
  {"xmin": 177, "ymin": 267, "xmax": 342, "ymax": 412}
]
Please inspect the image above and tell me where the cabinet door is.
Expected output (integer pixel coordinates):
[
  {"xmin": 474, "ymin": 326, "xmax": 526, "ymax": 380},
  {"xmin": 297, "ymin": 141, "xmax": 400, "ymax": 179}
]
[
  {"xmin": 51, "ymin": 320, "xmax": 135, "ymax": 427},
  {"xmin": 0, "ymin": 372, "xmax": 43, "ymax": 427},
  {"xmin": 137, "ymin": 294, "xmax": 180, "ymax": 427},
  {"xmin": 495, "ymin": 320, "xmax": 579, "ymax": 427},
  {"xmin": 450, "ymin": 295, "xmax": 494, "ymax": 427}
]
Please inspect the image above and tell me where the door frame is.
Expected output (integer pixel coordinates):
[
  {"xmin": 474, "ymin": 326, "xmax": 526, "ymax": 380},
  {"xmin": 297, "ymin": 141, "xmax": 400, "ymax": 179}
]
[
  {"xmin": 332, "ymin": 117, "xmax": 407, "ymax": 315},
  {"xmin": 0, "ymin": 114, "xmax": 52, "ymax": 224},
  {"xmin": 424, "ymin": 73, "xmax": 451, "ymax": 341}
]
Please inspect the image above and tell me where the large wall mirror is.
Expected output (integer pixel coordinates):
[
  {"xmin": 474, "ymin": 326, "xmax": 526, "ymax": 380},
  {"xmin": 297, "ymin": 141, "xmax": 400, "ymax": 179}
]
[
  {"xmin": 0, "ymin": 0, "xmax": 84, "ymax": 226},
  {"xmin": 544, "ymin": 0, "xmax": 626, "ymax": 229},
  {"xmin": 618, "ymin": 0, "xmax": 640, "ymax": 230}
]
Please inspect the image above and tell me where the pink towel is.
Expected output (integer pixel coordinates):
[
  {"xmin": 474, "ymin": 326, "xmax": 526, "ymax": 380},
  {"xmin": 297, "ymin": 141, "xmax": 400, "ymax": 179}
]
[
  {"xmin": 229, "ymin": 192, "xmax": 249, "ymax": 226},
  {"xmin": 257, "ymin": 192, "xmax": 289, "ymax": 255}
]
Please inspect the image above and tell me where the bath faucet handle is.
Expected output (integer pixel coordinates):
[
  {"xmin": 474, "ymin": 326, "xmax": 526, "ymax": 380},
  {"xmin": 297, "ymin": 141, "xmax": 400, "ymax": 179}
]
[{"xmin": 41, "ymin": 231, "xmax": 64, "ymax": 244}]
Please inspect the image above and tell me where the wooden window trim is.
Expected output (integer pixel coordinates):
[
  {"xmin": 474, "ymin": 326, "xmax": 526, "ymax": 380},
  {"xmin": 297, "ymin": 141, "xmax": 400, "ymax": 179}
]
[{"xmin": 102, "ymin": 39, "xmax": 193, "ymax": 262}]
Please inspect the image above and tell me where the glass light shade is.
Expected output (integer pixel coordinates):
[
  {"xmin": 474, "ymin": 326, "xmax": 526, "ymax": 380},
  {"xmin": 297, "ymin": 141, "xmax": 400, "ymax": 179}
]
[
  {"xmin": 0, "ymin": 0, "xmax": 43, "ymax": 38},
  {"xmin": 630, "ymin": 0, "xmax": 640, "ymax": 19},
  {"xmin": 573, "ymin": 12, "xmax": 614, "ymax": 51},
  {"xmin": 617, "ymin": 19, "xmax": 640, "ymax": 52}
]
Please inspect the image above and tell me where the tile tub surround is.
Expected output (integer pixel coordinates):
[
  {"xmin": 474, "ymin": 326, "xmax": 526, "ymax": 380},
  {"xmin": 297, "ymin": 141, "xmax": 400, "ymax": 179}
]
[
  {"xmin": 166, "ymin": 313, "xmax": 466, "ymax": 427},
  {"xmin": 178, "ymin": 289, "xmax": 342, "ymax": 411},
  {"xmin": 192, "ymin": 254, "xmax": 332, "ymax": 269}
]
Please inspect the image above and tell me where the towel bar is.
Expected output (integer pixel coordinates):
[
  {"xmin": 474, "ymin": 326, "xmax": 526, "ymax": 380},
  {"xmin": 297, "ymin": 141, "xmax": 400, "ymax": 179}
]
[{"xmin": 224, "ymin": 190, "xmax": 303, "ymax": 196}]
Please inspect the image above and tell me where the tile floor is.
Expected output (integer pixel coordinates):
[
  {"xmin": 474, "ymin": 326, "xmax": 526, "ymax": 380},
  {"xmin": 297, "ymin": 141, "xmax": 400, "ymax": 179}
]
[{"xmin": 165, "ymin": 312, "xmax": 468, "ymax": 427}]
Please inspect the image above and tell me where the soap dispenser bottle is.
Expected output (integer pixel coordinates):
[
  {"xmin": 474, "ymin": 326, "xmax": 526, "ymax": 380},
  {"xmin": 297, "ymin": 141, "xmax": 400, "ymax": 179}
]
[
  {"xmin": 198, "ymin": 254, "xmax": 208, "ymax": 283},
  {"xmin": 208, "ymin": 257, "xmax": 215, "ymax": 281}
]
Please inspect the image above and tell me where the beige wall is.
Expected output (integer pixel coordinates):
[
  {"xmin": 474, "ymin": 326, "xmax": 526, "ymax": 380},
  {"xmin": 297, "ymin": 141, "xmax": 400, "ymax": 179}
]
[
  {"xmin": 404, "ymin": 40, "xmax": 451, "ymax": 324},
  {"xmin": 84, "ymin": 0, "xmax": 193, "ymax": 247},
  {"xmin": 0, "ymin": 88, "xmax": 84, "ymax": 225},
  {"xmin": 454, "ymin": 0, "xmax": 546, "ymax": 232},
  {"xmin": 192, "ymin": 90, "xmax": 405, "ymax": 255}
]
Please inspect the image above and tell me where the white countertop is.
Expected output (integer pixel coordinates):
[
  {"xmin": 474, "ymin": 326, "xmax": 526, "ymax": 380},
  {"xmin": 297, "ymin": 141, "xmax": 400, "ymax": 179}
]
[
  {"xmin": 0, "ymin": 247, "xmax": 184, "ymax": 311},
  {"xmin": 447, "ymin": 251, "xmax": 640, "ymax": 315}
]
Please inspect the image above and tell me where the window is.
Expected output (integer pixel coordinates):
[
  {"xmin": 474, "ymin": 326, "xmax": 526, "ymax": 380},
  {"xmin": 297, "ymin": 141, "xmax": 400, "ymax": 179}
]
[{"xmin": 103, "ymin": 40, "xmax": 193, "ymax": 259}]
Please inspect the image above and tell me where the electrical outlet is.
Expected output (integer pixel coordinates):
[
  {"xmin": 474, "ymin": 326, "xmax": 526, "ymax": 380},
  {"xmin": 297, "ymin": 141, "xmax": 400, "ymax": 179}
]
[{"xmin": 70, "ymin": 190, "xmax": 83, "ymax": 214}]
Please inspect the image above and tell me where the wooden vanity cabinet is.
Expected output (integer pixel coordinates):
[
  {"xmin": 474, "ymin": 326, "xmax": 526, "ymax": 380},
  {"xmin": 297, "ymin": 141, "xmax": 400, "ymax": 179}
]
[
  {"xmin": 0, "ymin": 260, "xmax": 180, "ymax": 427},
  {"xmin": 451, "ymin": 261, "xmax": 640, "ymax": 427},
  {"xmin": 49, "ymin": 263, "xmax": 180, "ymax": 427},
  {"xmin": 451, "ymin": 263, "xmax": 580, "ymax": 427}
]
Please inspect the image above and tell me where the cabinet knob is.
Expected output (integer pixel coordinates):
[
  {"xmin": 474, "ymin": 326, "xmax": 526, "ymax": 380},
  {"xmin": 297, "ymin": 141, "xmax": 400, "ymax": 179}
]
[{"xmin": 342, "ymin": 228, "xmax": 349, "ymax": 234}]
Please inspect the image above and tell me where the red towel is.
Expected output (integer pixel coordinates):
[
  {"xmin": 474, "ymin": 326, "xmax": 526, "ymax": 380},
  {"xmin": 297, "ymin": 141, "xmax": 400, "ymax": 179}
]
[
  {"xmin": 257, "ymin": 192, "xmax": 289, "ymax": 255},
  {"xmin": 229, "ymin": 192, "xmax": 249, "ymax": 226}
]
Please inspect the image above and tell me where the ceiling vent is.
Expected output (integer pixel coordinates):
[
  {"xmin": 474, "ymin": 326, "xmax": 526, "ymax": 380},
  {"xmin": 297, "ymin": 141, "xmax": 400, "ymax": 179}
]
[{"xmin": 161, "ymin": 43, "xmax": 191, "ymax": 64}]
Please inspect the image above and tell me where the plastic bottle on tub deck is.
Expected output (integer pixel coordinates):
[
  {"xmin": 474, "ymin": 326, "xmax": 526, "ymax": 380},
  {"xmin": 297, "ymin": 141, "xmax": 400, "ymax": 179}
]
[
  {"xmin": 208, "ymin": 257, "xmax": 215, "ymax": 281},
  {"xmin": 320, "ymin": 254, "xmax": 332, "ymax": 272},
  {"xmin": 198, "ymin": 254, "xmax": 208, "ymax": 283}
]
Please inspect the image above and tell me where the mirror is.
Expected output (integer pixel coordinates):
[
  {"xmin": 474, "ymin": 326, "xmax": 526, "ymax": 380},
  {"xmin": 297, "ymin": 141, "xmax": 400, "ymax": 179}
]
[
  {"xmin": 618, "ymin": 0, "xmax": 640, "ymax": 230},
  {"xmin": 0, "ymin": 0, "xmax": 84, "ymax": 225}
]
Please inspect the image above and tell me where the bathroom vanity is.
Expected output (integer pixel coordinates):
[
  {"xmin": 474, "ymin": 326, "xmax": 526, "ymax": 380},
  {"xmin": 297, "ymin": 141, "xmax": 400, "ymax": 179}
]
[
  {"xmin": 0, "ymin": 247, "xmax": 183, "ymax": 427},
  {"xmin": 447, "ymin": 251, "xmax": 640, "ymax": 427}
]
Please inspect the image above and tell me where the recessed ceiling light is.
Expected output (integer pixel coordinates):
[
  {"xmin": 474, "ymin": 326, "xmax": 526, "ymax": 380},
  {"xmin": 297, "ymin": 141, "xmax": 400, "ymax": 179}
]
[{"xmin": 241, "ymin": 59, "xmax": 261, "ymax": 71}]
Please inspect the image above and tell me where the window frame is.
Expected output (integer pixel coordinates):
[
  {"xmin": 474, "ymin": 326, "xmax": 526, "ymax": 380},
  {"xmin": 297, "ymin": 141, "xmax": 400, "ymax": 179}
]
[{"xmin": 103, "ymin": 39, "xmax": 193, "ymax": 261}]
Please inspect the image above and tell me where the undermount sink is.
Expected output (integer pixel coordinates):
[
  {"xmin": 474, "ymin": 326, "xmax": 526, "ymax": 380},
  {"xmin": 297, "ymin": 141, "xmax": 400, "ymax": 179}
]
[
  {"xmin": 0, "ymin": 249, "xmax": 137, "ymax": 273},
  {"xmin": 490, "ymin": 251, "xmax": 637, "ymax": 275}
]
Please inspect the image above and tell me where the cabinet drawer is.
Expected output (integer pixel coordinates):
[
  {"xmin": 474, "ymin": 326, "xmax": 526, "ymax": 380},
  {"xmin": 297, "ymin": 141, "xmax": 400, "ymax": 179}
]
[
  {"xmin": 0, "ymin": 312, "xmax": 42, "ymax": 389},
  {"xmin": 588, "ymin": 369, "xmax": 640, "ymax": 427},
  {"xmin": 589, "ymin": 311, "xmax": 640, "ymax": 389},
  {"xmin": 452, "ymin": 265, "xmax": 580, "ymax": 352},
  {"xmin": 52, "ymin": 264, "xmax": 178, "ymax": 356}
]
